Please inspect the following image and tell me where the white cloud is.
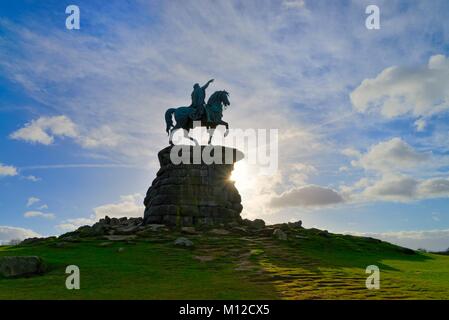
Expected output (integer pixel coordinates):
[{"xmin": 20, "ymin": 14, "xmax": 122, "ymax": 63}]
[
  {"xmin": 351, "ymin": 54, "xmax": 449, "ymax": 118},
  {"xmin": 93, "ymin": 194, "xmax": 144, "ymax": 220},
  {"xmin": 342, "ymin": 137, "xmax": 449, "ymax": 202},
  {"xmin": 288, "ymin": 163, "xmax": 317, "ymax": 186},
  {"xmin": 349, "ymin": 138, "xmax": 429, "ymax": 173},
  {"xmin": 55, "ymin": 194, "xmax": 144, "ymax": 232},
  {"xmin": 24, "ymin": 211, "xmax": 55, "ymax": 219},
  {"xmin": 347, "ymin": 229, "xmax": 449, "ymax": 251},
  {"xmin": 78, "ymin": 125, "xmax": 123, "ymax": 149},
  {"xmin": 431, "ymin": 212, "xmax": 440, "ymax": 222},
  {"xmin": 0, "ymin": 163, "xmax": 18, "ymax": 176},
  {"xmin": 340, "ymin": 177, "xmax": 371, "ymax": 199},
  {"xmin": 10, "ymin": 115, "xmax": 123, "ymax": 150},
  {"xmin": 418, "ymin": 178, "xmax": 449, "ymax": 198},
  {"xmin": 341, "ymin": 148, "xmax": 361, "ymax": 158},
  {"xmin": 414, "ymin": 118, "xmax": 427, "ymax": 132},
  {"xmin": 360, "ymin": 175, "xmax": 449, "ymax": 202},
  {"xmin": 362, "ymin": 175, "xmax": 418, "ymax": 201},
  {"xmin": 0, "ymin": 226, "xmax": 41, "ymax": 244},
  {"xmin": 26, "ymin": 197, "xmax": 40, "ymax": 207},
  {"xmin": 24, "ymin": 175, "xmax": 40, "ymax": 182},
  {"xmin": 283, "ymin": 0, "xmax": 306, "ymax": 9},
  {"xmin": 37, "ymin": 204, "xmax": 48, "ymax": 210},
  {"xmin": 10, "ymin": 115, "xmax": 78, "ymax": 145},
  {"xmin": 270, "ymin": 185, "xmax": 344, "ymax": 208},
  {"xmin": 56, "ymin": 217, "xmax": 96, "ymax": 232}
]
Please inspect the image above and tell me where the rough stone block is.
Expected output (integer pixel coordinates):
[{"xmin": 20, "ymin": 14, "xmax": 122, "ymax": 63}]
[{"xmin": 143, "ymin": 145, "xmax": 243, "ymax": 226}]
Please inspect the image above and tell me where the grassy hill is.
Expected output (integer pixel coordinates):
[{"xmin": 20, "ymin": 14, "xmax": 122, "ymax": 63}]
[{"xmin": 0, "ymin": 224, "xmax": 448, "ymax": 299}]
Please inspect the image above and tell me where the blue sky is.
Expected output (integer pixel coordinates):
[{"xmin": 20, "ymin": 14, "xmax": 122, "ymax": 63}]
[{"xmin": 1, "ymin": 0, "xmax": 449, "ymax": 250}]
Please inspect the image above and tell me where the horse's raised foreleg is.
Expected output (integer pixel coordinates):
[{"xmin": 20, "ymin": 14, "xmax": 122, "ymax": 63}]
[{"xmin": 217, "ymin": 120, "xmax": 229, "ymax": 137}]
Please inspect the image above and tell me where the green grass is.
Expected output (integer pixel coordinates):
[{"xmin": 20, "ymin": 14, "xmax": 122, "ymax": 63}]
[{"xmin": 0, "ymin": 228, "xmax": 448, "ymax": 299}]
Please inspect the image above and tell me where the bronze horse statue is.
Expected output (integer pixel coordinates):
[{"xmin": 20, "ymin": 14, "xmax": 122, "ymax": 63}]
[{"xmin": 165, "ymin": 90, "xmax": 230, "ymax": 145}]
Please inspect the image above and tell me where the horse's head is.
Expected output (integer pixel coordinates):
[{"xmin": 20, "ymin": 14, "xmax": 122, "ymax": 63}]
[
  {"xmin": 221, "ymin": 91, "xmax": 230, "ymax": 108},
  {"xmin": 208, "ymin": 90, "xmax": 230, "ymax": 109}
]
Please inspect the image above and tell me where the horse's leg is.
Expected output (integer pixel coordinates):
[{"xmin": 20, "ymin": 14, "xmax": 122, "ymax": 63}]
[
  {"xmin": 207, "ymin": 125, "xmax": 215, "ymax": 145},
  {"xmin": 184, "ymin": 128, "xmax": 199, "ymax": 146},
  {"xmin": 217, "ymin": 120, "xmax": 229, "ymax": 137},
  {"xmin": 169, "ymin": 125, "xmax": 182, "ymax": 145},
  {"xmin": 169, "ymin": 108, "xmax": 181, "ymax": 145}
]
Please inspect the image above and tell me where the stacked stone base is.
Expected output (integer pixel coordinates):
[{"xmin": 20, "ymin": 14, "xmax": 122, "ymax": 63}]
[{"xmin": 143, "ymin": 146, "xmax": 243, "ymax": 226}]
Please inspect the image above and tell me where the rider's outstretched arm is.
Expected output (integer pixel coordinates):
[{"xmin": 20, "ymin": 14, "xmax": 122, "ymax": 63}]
[{"xmin": 202, "ymin": 79, "xmax": 214, "ymax": 90}]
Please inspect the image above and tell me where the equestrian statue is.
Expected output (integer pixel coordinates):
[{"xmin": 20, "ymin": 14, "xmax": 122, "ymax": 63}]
[{"xmin": 165, "ymin": 79, "xmax": 230, "ymax": 145}]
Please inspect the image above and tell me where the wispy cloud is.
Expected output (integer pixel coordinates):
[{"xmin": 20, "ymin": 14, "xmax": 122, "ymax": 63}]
[
  {"xmin": 26, "ymin": 197, "xmax": 40, "ymax": 207},
  {"xmin": 20, "ymin": 163, "xmax": 138, "ymax": 170},
  {"xmin": 23, "ymin": 175, "xmax": 41, "ymax": 182},
  {"xmin": 0, "ymin": 163, "xmax": 17, "ymax": 177},
  {"xmin": 24, "ymin": 211, "xmax": 55, "ymax": 220}
]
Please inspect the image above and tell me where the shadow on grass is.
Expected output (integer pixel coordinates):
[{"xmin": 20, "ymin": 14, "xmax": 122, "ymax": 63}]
[{"xmin": 250, "ymin": 231, "xmax": 433, "ymax": 275}]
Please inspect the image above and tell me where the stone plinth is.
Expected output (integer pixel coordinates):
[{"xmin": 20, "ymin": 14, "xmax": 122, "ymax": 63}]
[{"xmin": 143, "ymin": 145, "xmax": 244, "ymax": 226}]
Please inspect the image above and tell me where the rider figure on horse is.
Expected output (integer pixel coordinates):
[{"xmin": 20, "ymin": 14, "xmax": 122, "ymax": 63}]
[
  {"xmin": 165, "ymin": 80, "xmax": 230, "ymax": 145},
  {"xmin": 189, "ymin": 79, "xmax": 214, "ymax": 122}
]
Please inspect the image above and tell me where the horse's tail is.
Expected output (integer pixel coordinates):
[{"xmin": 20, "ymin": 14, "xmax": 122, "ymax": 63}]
[{"xmin": 165, "ymin": 108, "xmax": 176, "ymax": 135}]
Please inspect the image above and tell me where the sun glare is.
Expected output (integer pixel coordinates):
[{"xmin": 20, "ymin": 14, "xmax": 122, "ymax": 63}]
[{"xmin": 230, "ymin": 161, "xmax": 251, "ymax": 190}]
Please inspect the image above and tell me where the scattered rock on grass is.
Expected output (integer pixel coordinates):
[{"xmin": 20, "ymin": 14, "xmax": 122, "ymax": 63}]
[
  {"xmin": 243, "ymin": 219, "xmax": 266, "ymax": 230},
  {"xmin": 51, "ymin": 242, "xmax": 71, "ymax": 248},
  {"xmin": 20, "ymin": 237, "xmax": 56, "ymax": 245},
  {"xmin": 181, "ymin": 227, "xmax": 197, "ymax": 235},
  {"xmin": 209, "ymin": 228, "xmax": 230, "ymax": 235},
  {"xmin": 250, "ymin": 249, "xmax": 264, "ymax": 256},
  {"xmin": 98, "ymin": 242, "xmax": 114, "ymax": 247},
  {"xmin": 231, "ymin": 226, "xmax": 249, "ymax": 235},
  {"xmin": 174, "ymin": 237, "xmax": 194, "ymax": 247},
  {"xmin": 115, "ymin": 225, "xmax": 142, "ymax": 235},
  {"xmin": 58, "ymin": 235, "xmax": 81, "ymax": 243},
  {"xmin": 145, "ymin": 224, "xmax": 166, "ymax": 232},
  {"xmin": 273, "ymin": 229, "xmax": 287, "ymax": 241},
  {"xmin": 288, "ymin": 220, "xmax": 302, "ymax": 228},
  {"xmin": 0, "ymin": 256, "xmax": 47, "ymax": 278},
  {"xmin": 255, "ymin": 227, "xmax": 275, "ymax": 237},
  {"xmin": 104, "ymin": 235, "xmax": 136, "ymax": 241},
  {"xmin": 318, "ymin": 230, "xmax": 330, "ymax": 238},
  {"xmin": 194, "ymin": 255, "xmax": 215, "ymax": 262}
]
